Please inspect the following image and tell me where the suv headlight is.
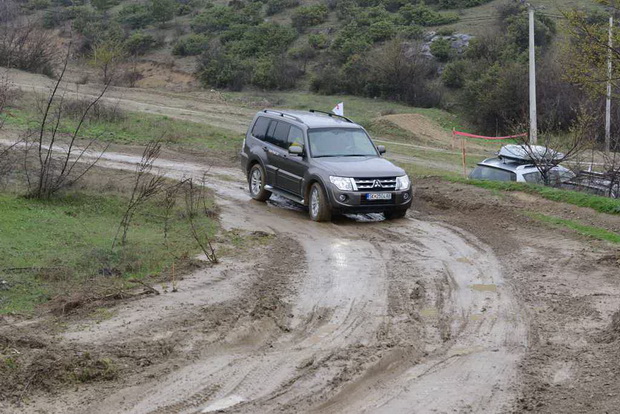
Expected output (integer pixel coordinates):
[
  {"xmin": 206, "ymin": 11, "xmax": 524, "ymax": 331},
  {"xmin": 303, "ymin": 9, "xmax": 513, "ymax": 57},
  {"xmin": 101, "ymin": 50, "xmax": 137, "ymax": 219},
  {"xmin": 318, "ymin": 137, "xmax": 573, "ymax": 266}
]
[
  {"xmin": 395, "ymin": 175, "xmax": 411, "ymax": 191},
  {"xmin": 329, "ymin": 176, "xmax": 357, "ymax": 191}
]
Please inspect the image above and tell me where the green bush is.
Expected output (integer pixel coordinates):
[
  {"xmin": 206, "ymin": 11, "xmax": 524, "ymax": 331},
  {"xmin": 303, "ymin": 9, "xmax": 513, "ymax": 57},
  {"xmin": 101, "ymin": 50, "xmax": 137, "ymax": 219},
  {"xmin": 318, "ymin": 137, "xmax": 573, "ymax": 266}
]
[
  {"xmin": 91, "ymin": 0, "xmax": 120, "ymax": 11},
  {"xmin": 398, "ymin": 24, "xmax": 424, "ymax": 40},
  {"xmin": 291, "ymin": 4, "xmax": 329, "ymax": 32},
  {"xmin": 252, "ymin": 55, "xmax": 301, "ymax": 89},
  {"xmin": 369, "ymin": 20, "xmax": 396, "ymax": 42},
  {"xmin": 308, "ymin": 33, "xmax": 329, "ymax": 49},
  {"xmin": 227, "ymin": 23, "xmax": 297, "ymax": 58},
  {"xmin": 438, "ymin": 0, "xmax": 492, "ymax": 9},
  {"xmin": 124, "ymin": 32, "xmax": 158, "ymax": 55},
  {"xmin": 265, "ymin": 0, "xmax": 299, "ymax": 16},
  {"xmin": 191, "ymin": 4, "xmax": 261, "ymax": 34},
  {"xmin": 441, "ymin": 60, "xmax": 468, "ymax": 88},
  {"xmin": 172, "ymin": 34, "xmax": 209, "ymax": 56},
  {"xmin": 331, "ymin": 23, "xmax": 372, "ymax": 60},
  {"xmin": 117, "ymin": 4, "xmax": 154, "ymax": 29},
  {"xmin": 197, "ymin": 47, "xmax": 251, "ymax": 90},
  {"xmin": 430, "ymin": 37, "xmax": 452, "ymax": 62},
  {"xmin": 399, "ymin": 3, "xmax": 458, "ymax": 26},
  {"xmin": 150, "ymin": 0, "xmax": 176, "ymax": 23}
]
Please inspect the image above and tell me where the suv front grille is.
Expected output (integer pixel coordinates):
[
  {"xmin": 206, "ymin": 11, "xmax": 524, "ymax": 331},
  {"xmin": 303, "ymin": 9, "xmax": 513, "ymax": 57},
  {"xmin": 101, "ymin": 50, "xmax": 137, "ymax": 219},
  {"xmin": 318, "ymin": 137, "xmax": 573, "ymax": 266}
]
[{"xmin": 354, "ymin": 177, "xmax": 397, "ymax": 191}]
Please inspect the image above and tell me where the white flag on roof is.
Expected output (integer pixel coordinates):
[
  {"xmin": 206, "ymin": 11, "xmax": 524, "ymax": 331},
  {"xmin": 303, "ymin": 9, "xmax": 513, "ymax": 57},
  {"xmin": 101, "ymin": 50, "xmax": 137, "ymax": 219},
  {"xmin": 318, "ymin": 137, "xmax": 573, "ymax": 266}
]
[{"xmin": 332, "ymin": 102, "xmax": 344, "ymax": 116}]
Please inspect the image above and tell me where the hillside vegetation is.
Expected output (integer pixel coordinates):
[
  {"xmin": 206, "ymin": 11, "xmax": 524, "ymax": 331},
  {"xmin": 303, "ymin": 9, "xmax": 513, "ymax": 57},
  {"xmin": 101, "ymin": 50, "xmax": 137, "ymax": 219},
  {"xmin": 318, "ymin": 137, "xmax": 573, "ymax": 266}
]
[{"xmin": 2, "ymin": 0, "xmax": 612, "ymax": 138}]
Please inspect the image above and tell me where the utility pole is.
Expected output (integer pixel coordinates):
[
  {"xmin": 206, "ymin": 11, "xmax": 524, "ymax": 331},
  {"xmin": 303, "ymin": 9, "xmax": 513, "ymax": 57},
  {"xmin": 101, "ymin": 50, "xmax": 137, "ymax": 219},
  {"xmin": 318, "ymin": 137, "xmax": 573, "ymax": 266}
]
[
  {"xmin": 606, "ymin": 3, "xmax": 616, "ymax": 154},
  {"xmin": 528, "ymin": 5, "xmax": 538, "ymax": 145}
]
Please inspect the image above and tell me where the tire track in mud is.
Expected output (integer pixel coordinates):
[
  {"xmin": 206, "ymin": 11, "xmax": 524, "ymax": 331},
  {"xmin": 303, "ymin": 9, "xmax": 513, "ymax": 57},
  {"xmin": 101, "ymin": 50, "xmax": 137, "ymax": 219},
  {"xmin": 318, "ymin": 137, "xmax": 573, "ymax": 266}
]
[
  {"xmin": 2, "ymin": 144, "xmax": 528, "ymax": 413},
  {"xmin": 316, "ymin": 222, "xmax": 528, "ymax": 414}
]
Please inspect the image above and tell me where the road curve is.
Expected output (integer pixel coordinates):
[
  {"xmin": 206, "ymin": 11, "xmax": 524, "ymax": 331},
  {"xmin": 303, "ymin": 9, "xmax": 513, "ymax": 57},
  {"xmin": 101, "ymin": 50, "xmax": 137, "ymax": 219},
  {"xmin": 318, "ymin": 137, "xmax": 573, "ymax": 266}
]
[{"xmin": 45, "ymin": 148, "xmax": 528, "ymax": 414}]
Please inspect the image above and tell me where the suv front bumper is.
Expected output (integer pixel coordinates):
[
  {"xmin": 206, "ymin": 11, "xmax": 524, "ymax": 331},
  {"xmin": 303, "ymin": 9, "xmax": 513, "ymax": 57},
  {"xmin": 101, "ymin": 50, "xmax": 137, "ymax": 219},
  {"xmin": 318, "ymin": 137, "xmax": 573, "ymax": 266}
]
[{"xmin": 327, "ymin": 186, "xmax": 413, "ymax": 214}]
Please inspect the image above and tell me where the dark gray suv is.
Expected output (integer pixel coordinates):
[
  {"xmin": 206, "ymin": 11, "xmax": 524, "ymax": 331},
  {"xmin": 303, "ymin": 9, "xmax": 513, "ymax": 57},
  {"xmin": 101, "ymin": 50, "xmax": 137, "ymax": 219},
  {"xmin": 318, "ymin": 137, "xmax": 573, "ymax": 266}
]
[{"xmin": 240, "ymin": 109, "xmax": 413, "ymax": 221}]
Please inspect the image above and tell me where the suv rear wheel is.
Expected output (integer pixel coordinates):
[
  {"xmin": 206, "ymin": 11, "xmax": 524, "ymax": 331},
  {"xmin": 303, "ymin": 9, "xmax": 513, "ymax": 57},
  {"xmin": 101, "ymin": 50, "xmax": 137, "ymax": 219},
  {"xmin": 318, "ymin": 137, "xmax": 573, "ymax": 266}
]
[
  {"xmin": 309, "ymin": 182, "xmax": 331, "ymax": 222},
  {"xmin": 248, "ymin": 164, "xmax": 271, "ymax": 201}
]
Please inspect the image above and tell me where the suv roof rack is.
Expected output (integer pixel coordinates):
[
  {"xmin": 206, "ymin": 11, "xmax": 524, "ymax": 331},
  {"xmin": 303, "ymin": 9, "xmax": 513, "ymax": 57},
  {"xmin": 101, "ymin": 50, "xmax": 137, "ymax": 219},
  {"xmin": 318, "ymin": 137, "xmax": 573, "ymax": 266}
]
[
  {"xmin": 308, "ymin": 109, "xmax": 353, "ymax": 123},
  {"xmin": 262, "ymin": 109, "xmax": 303, "ymax": 123}
]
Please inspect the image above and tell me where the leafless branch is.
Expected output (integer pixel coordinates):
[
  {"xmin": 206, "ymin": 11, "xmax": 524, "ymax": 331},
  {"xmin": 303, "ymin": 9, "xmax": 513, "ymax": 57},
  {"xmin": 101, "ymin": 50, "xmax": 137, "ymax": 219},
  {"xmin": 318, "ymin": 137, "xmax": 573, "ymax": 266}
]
[{"xmin": 112, "ymin": 141, "xmax": 166, "ymax": 250}]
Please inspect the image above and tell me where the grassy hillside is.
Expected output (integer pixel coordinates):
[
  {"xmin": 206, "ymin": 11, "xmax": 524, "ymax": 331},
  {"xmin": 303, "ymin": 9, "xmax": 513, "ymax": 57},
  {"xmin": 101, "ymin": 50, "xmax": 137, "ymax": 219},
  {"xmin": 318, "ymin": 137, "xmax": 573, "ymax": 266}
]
[{"xmin": 2, "ymin": 0, "xmax": 608, "ymax": 137}]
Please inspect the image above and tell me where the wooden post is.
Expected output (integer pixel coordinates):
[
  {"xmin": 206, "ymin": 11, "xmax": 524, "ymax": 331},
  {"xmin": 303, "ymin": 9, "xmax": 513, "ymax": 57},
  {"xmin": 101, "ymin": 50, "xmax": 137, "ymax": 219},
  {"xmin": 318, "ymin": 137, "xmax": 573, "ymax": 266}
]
[
  {"xmin": 461, "ymin": 137, "xmax": 467, "ymax": 177},
  {"xmin": 171, "ymin": 262, "xmax": 177, "ymax": 292},
  {"xmin": 452, "ymin": 128, "xmax": 456, "ymax": 149}
]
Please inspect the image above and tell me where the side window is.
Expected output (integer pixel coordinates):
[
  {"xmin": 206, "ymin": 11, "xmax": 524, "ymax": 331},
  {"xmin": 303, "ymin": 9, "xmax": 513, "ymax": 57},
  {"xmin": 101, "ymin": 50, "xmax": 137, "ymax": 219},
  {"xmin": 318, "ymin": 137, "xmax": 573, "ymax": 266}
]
[
  {"xmin": 273, "ymin": 122, "xmax": 291, "ymax": 149},
  {"xmin": 288, "ymin": 126, "xmax": 304, "ymax": 147},
  {"xmin": 265, "ymin": 121, "xmax": 278, "ymax": 145},
  {"xmin": 470, "ymin": 166, "xmax": 516, "ymax": 182},
  {"xmin": 251, "ymin": 117, "xmax": 270, "ymax": 140}
]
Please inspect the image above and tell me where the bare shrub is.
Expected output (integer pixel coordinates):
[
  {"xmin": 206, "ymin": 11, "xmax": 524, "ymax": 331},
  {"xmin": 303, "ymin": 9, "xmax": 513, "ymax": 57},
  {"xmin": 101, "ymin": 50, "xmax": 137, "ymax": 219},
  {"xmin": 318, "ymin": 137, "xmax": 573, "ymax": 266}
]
[
  {"xmin": 0, "ymin": 20, "xmax": 58, "ymax": 77},
  {"xmin": 113, "ymin": 141, "xmax": 166, "ymax": 249},
  {"xmin": 0, "ymin": 71, "xmax": 18, "ymax": 184},
  {"xmin": 0, "ymin": 1, "xmax": 19, "ymax": 24},
  {"xmin": 61, "ymin": 98, "xmax": 126, "ymax": 124},
  {"xmin": 184, "ymin": 177, "xmax": 217, "ymax": 264},
  {"xmin": 516, "ymin": 109, "xmax": 596, "ymax": 186},
  {"xmin": 24, "ymin": 55, "xmax": 110, "ymax": 199}
]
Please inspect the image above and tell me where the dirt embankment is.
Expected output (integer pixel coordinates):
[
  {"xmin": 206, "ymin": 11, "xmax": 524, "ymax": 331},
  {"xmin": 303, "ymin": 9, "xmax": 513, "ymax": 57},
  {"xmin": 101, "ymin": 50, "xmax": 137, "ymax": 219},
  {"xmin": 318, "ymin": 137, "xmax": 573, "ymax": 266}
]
[{"xmin": 415, "ymin": 178, "xmax": 620, "ymax": 413}]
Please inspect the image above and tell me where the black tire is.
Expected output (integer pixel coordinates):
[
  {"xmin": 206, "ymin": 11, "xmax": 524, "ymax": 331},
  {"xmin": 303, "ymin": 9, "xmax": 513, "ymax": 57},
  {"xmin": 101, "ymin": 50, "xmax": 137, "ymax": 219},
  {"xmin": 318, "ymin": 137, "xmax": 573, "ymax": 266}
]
[
  {"xmin": 248, "ymin": 163, "xmax": 271, "ymax": 202},
  {"xmin": 308, "ymin": 182, "xmax": 332, "ymax": 222},
  {"xmin": 384, "ymin": 209, "xmax": 407, "ymax": 220}
]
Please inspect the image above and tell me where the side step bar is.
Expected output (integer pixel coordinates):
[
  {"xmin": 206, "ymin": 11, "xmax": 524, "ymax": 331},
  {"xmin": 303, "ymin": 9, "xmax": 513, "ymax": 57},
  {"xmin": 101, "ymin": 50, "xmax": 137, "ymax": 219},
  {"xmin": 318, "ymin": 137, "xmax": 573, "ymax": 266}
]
[{"xmin": 265, "ymin": 185, "xmax": 305, "ymax": 204}]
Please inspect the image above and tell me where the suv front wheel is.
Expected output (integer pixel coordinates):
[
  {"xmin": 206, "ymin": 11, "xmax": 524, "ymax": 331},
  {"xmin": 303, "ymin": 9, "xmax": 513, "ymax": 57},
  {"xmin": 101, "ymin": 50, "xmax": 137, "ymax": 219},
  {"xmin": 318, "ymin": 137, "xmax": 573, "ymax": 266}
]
[
  {"xmin": 248, "ymin": 163, "xmax": 271, "ymax": 201},
  {"xmin": 384, "ymin": 209, "xmax": 407, "ymax": 220},
  {"xmin": 309, "ymin": 182, "xmax": 332, "ymax": 222}
]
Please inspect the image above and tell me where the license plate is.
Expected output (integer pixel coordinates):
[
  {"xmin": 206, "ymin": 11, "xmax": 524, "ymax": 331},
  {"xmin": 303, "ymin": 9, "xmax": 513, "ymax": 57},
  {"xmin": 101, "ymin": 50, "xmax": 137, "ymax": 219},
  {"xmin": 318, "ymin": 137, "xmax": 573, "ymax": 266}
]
[{"xmin": 366, "ymin": 193, "xmax": 392, "ymax": 201}]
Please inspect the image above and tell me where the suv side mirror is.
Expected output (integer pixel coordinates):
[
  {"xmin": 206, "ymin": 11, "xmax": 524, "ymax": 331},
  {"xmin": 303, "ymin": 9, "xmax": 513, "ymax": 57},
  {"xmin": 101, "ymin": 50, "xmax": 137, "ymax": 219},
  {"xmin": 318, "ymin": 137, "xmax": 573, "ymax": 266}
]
[
  {"xmin": 289, "ymin": 145, "xmax": 303, "ymax": 156},
  {"xmin": 377, "ymin": 145, "xmax": 386, "ymax": 154}
]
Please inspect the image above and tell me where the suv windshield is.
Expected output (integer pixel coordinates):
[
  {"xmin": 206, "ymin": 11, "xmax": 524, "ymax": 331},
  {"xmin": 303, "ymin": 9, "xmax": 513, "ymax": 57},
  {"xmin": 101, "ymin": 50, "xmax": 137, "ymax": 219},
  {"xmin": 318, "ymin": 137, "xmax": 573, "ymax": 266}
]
[{"xmin": 308, "ymin": 128, "xmax": 378, "ymax": 158}]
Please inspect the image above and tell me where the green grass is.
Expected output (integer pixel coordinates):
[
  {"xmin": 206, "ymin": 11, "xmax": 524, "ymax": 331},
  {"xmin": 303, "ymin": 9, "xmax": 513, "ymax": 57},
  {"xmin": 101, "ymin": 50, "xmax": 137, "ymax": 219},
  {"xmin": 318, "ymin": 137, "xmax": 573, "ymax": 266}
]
[
  {"xmin": 225, "ymin": 90, "xmax": 419, "ymax": 128},
  {"xmin": 0, "ymin": 191, "xmax": 217, "ymax": 314},
  {"xmin": 2, "ymin": 106, "xmax": 243, "ymax": 155},
  {"xmin": 460, "ymin": 180, "xmax": 620, "ymax": 215},
  {"xmin": 528, "ymin": 213, "xmax": 620, "ymax": 244}
]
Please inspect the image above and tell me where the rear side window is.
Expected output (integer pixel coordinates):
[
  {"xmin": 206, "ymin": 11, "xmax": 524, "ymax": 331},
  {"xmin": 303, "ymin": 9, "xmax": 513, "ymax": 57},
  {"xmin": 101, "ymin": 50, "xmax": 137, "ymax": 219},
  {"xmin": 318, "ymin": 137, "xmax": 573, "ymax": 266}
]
[
  {"xmin": 263, "ymin": 121, "xmax": 291, "ymax": 149},
  {"xmin": 251, "ymin": 117, "xmax": 270, "ymax": 140},
  {"xmin": 523, "ymin": 171, "xmax": 542, "ymax": 183},
  {"xmin": 288, "ymin": 126, "xmax": 304, "ymax": 147},
  {"xmin": 469, "ymin": 166, "xmax": 516, "ymax": 182}
]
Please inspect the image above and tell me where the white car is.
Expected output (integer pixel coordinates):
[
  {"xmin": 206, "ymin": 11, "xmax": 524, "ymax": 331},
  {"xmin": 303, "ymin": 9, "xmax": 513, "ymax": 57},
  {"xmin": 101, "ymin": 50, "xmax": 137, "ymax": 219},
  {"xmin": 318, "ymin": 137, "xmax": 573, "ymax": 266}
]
[{"xmin": 469, "ymin": 157, "xmax": 573, "ymax": 184}]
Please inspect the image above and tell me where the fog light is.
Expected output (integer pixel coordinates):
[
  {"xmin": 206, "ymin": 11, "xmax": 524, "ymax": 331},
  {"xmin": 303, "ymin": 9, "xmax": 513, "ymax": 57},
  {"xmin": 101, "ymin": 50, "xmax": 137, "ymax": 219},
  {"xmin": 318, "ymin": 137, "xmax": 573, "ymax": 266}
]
[
  {"xmin": 338, "ymin": 194, "xmax": 347, "ymax": 202},
  {"xmin": 403, "ymin": 192, "xmax": 410, "ymax": 200}
]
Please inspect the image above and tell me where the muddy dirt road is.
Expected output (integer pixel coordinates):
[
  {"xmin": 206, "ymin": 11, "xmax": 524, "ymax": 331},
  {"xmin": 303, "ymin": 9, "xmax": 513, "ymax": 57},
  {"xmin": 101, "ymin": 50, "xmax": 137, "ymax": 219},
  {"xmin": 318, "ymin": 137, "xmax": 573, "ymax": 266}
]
[
  {"xmin": 97, "ymin": 152, "xmax": 527, "ymax": 413},
  {"xmin": 0, "ymin": 147, "xmax": 527, "ymax": 413}
]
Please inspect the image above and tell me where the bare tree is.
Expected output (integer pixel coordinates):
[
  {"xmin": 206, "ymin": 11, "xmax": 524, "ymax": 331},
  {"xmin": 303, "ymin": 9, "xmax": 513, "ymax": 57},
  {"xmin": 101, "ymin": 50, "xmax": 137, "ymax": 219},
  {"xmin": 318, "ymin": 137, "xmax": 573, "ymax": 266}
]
[
  {"xmin": 184, "ymin": 177, "xmax": 217, "ymax": 264},
  {"xmin": 514, "ymin": 110, "xmax": 596, "ymax": 186},
  {"xmin": 0, "ymin": 70, "xmax": 17, "ymax": 182},
  {"xmin": 0, "ymin": 18, "xmax": 58, "ymax": 77},
  {"xmin": 113, "ymin": 141, "xmax": 166, "ymax": 249},
  {"xmin": 25, "ymin": 48, "xmax": 111, "ymax": 199}
]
